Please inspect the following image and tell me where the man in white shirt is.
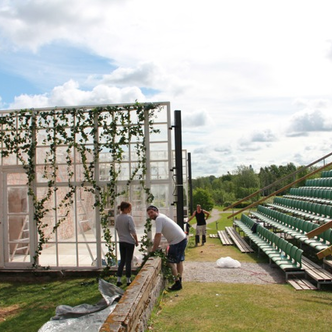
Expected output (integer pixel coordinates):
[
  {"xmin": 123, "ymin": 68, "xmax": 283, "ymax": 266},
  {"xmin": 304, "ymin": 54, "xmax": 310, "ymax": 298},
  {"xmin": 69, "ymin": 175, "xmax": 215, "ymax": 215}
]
[{"xmin": 147, "ymin": 205, "xmax": 187, "ymax": 291}]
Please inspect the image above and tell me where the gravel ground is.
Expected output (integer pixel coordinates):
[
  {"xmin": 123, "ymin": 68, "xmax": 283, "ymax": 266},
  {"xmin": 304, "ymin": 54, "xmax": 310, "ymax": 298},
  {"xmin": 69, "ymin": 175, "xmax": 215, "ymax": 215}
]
[{"xmin": 183, "ymin": 261, "xmax": 286, "ymax": 285}]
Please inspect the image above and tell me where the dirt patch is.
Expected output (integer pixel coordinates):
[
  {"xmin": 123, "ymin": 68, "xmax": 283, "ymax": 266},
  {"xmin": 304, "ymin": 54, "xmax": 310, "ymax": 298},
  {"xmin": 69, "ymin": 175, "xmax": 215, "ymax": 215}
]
[{"xmin": 0, "ymin": 304, "xmax": 21, "ymax": 322}]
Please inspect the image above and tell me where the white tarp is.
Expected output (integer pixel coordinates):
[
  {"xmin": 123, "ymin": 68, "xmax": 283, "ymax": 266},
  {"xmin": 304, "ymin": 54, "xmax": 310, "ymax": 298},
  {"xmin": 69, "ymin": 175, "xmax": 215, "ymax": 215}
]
[
  {"xmin": 216, "ymin": 256, "xmax": 241, "ymax": 268},
  {"xmin": 38, "ymin": 279, "xmax": 123, "ymax": 332}
]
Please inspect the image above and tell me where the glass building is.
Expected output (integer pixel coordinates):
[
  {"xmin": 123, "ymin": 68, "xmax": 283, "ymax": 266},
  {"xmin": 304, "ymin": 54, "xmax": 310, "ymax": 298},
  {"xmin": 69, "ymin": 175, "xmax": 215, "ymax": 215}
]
[{"xmin": 0, "ymin": 102, "xmax": 187, "ymax": 270}]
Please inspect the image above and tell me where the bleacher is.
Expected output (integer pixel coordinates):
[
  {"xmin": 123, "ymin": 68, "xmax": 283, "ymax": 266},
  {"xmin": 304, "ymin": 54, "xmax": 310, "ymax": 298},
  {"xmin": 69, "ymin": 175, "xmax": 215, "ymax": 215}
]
[{"xmin": 233, "ymin": 171, "xmax": 332, "ymax": 290}]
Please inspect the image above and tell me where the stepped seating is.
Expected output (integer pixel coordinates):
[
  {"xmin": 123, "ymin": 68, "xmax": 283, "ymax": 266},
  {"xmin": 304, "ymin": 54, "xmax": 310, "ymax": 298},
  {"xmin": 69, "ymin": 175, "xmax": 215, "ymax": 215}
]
[
  {"xmin": 321, "ymin": 170, "xmax": 332, "ymax": 177},
  {"xmin": 284, "ymin": 187, "xmax": 332, "ymax": 205},
  {"xmin": 233, "ymin": 171, "xmax": 332, "ymax": 289},
  {"xmin": 268, "ymin": 197, "xmax": 332, "ymax": 223},
  {"xmin": 250, "ymin": 205, "xmax": 332, "ymax": 251},
  {"xmin": 306, "ymin": 177, "xmax": 332, "ymax": 188},
  {"xmin": 234, "ymin": 215, "xmax": 303, "ymax": 279}
]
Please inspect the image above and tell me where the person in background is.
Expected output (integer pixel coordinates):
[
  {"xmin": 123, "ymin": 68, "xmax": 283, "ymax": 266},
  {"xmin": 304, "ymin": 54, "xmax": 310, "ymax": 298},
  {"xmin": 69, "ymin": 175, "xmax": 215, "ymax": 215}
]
[
  {"xmin": 115, "ymin": 201, "xmax": 139, "ymax": 287},
  {"xmin": 187, "ymin": 204, "xmax": 210, "ymax": 246},
  {"xmin": 147, "ymin": 205, "xmax": 187, "ymax": 291}
]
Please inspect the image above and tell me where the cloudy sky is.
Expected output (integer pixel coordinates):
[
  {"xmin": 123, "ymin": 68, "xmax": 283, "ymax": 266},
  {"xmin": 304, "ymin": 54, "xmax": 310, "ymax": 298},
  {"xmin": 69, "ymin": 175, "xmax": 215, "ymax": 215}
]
[{"xmin": 1, "ymin": 0, "xmax": 332, "ymax": 178}]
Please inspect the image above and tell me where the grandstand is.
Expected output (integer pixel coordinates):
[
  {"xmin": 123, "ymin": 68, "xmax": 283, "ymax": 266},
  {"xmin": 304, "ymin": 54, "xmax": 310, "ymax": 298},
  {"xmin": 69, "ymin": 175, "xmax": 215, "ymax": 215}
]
[{"xmin": 224, "ymin": 154, "xmax": 332, "ymax": 290}]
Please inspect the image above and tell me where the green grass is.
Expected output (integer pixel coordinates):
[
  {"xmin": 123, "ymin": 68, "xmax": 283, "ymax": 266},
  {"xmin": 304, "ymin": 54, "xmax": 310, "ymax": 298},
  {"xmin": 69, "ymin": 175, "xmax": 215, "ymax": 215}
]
[
  {"xmin": 149, "ymin": 208, "xmax": 332, "ymax": 331},
  {"xmin": 148, "ymin": 282, "xmax": 332, "ymax": 332},
  {"xmin": 0, "ymin": 276, "xmax": 117, "ymax": 332}
]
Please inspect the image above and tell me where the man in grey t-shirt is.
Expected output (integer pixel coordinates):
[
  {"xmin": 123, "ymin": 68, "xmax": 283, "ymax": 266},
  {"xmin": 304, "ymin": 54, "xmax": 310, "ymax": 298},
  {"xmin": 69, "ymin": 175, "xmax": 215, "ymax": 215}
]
[{"xmin": 147, "ymin": 205, "xmax": 187, "ymax": 291}]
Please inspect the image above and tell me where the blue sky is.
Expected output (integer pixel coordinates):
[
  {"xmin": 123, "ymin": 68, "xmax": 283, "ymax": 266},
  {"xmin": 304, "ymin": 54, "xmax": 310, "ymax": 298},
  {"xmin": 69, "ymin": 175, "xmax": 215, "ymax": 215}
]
[{"xmin": 1, "ymin": 0, "xmax": 332, "ymax": 177}]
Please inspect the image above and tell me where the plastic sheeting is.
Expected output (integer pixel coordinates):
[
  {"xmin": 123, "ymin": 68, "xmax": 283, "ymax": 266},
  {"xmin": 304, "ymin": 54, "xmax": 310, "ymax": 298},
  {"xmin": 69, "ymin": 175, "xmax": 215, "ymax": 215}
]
[
  {"xmin": 38, "ymin": 279, "xmax": 124, "ymax": 332},
  {"xmin": 216, "ymin": 256, "xmax": 241, "ymax": 268}
]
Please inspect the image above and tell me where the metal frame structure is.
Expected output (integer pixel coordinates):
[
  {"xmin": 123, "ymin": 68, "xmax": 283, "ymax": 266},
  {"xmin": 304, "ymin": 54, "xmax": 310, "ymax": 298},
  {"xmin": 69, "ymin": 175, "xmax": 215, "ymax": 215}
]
[{"xmin": 0, "ymin": 102, "xmax": 187, "ymax": 270}]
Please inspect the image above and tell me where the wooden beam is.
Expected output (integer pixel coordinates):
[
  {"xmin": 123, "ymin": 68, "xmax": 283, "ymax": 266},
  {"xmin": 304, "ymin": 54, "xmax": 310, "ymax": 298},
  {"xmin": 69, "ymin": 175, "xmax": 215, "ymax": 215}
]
[
  {"xmin": 306, "ymin": 221, "xmax": 332, "ymax": 239},
  {"xmin": 317, "ymin": 246, "xmax": 332, "ymax": 260}
]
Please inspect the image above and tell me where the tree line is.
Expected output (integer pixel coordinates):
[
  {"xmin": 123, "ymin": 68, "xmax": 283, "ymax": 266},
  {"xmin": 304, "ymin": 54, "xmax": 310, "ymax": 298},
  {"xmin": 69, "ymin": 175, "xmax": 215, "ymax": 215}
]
[{"xmin": 189, "ymin": 163, "xmax": 322, "ymax": 212}]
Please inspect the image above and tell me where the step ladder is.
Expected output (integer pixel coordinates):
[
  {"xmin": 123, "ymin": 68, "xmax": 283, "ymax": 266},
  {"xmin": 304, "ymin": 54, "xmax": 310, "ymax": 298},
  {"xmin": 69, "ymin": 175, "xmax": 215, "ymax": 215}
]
[{"xmin": 10, "ymin": 216, "xmax": 30, "ymax": 262}]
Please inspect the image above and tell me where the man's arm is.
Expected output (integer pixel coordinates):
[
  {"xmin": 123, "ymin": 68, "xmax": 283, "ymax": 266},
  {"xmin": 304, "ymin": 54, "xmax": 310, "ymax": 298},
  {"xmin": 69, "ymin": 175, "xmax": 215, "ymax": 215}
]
[
  {"xmin": 187, "ymin": 211, "xmax": 196, "ymax": 222},
  {"xmin": 204, "ymin": 210, "xmax": 210, "ymax": 219},
  {"xmin": 151, "ymin": 233, "xmax": 162, "ymax": 252}
]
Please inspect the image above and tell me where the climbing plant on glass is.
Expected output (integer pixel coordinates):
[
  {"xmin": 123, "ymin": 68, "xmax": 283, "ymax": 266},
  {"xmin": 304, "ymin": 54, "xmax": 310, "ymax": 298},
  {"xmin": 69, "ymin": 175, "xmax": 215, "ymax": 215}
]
[{"xmin": 0, "ymin": 102, "xmax": 160, "ymax": 267}]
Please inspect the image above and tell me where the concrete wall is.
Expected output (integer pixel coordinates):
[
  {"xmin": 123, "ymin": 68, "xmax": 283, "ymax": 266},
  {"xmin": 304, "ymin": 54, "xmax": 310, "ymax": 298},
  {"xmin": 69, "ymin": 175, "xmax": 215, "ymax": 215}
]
[{"xmin": 100, "ymin": 256, "xmax": 165, "ymax": 332}]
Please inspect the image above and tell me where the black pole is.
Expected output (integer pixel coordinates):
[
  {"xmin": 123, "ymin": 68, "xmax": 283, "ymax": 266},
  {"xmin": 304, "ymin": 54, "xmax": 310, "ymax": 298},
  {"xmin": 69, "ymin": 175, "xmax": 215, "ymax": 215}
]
[
  {"xmin": 174, "ymin": 110, "xmax": 184, "ymax": 230},
  {"xmin": 188, "ymin": 152, "xmax": 193, "ymax": 215}
]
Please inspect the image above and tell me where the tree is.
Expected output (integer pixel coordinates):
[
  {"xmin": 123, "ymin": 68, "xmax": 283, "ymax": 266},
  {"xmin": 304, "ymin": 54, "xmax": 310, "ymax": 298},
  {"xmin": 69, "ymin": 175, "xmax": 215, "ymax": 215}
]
[
  {"xmin": 233, "ymin": 165, "xmax": 260, "ymax": 200},
  {"xmin": 192, "ymin": 188, "xmax": 214, "ymax": 211}
]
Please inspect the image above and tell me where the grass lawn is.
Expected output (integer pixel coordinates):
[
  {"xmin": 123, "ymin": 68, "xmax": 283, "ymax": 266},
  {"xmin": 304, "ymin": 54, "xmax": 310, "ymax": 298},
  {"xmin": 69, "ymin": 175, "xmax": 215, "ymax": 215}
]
[
  {"xmin": 148, "ymin": 282, "xmax": 332, "ymax": 332},
  {"xmin": 0, "ymin": 276, "xmax": 118, "ymax": 332},
  {"xmin": 149, "ymin": 209, "xmax": 332, "ymax": 331}
]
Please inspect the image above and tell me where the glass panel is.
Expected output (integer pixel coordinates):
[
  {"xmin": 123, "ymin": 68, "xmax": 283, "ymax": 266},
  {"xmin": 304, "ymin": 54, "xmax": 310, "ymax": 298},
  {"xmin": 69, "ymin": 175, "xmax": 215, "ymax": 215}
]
[
  {"xmin": 76, "ymin": 130, "xmax": 94, "ymax": 144},
  {"xmin": 99, "ymin": 151, "xmax": 113, "ymax": 162},
  {"xmin": 56, "ymin": 164, "xmax": 74, "ymax": 183},
  {"xmin": 56, "ymin": 146, "xmax": 73, "ymax": 163},
  {"xmin": 77, "ymin": 187, "xmax": 96, "ymax": 236},
  {"xmin": 7, "ymin": 173, "xmax": 28, "ymax": 185},
  {"xmin": 149, "ymin": 124, "xmax": 168, "ymax": 142},
  {"xmin": 78, "ymin": 242, "xmax": 97, "ymax": 266},
  {"xmin": 58, "ymin": 244, "xmax": 77, "ymax": 266},
  {"xmin": 154, "ymin": 105, "xmax": 168, "ymax": 122},
  {"xmin": 36, "ymin": 129, "xmax": 48, "ymax": 145},
  {"xmin": 56, "ymin": 211, "xmax": 75, "ymax": 242},
  {"xmin": 117, "ymin": 162, "xmax": 129, "ymax": 181},
  {"xmin": 3, "ymin": 153, "xmax": 17, "ymax": 166},
  {"xmin": 8, "ymin": 187, "xmax": 28, "ymax": 213},
  {"xmin": 150, "ymin": 161, "xmax": 169, "ymax": 180},
  {"xmin": 39, "ymin": 244, "xmax": 57, "ymax": 266},
  {"xmin": 75, "ymin": 164, "xmax": 85, "ymax": 182},
  {"xmin": 150, "ymin": 143, "xmax": 168, "ymax": 160},
  {"xmin": 150, "ymin": 184, "xmax": 169, "ymax": 211},
  {"xmin": 74, "ymin": 145, "xmax": 94, "ymax": 163}
]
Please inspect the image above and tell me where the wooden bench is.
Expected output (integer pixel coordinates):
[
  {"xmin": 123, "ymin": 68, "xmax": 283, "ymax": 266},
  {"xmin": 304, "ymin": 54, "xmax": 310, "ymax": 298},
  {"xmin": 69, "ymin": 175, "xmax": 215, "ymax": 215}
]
[
  {"xmin": 301, "ymin": 256, "xmax": 332, "ymax": 289},
  {"xmin": 218, "ymin": 230, "xmax": 233, "ymax": 245},
  {"xmin": 287, "ymin": 278, "xmax": 317, "ymax": 290},
  {"xmin": 209, "ymin": 231, "xmax": 233, "ymax": 245},
  {"xmin": 225, "ymin": 226, "xmax": 254, "ymax": 253}
]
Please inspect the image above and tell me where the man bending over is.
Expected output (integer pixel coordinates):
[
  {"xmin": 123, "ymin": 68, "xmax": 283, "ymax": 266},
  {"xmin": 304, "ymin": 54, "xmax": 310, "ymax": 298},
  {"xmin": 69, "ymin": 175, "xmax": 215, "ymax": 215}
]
[{"xmin": 147, "ymin": 205, "xmax": 187, "ymax": 291}]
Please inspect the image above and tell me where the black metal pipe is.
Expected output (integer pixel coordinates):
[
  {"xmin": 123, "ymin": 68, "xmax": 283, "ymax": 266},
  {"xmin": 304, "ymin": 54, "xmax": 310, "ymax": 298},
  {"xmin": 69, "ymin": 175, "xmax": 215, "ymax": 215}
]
[
  {"xmin": 174, "ymin": 110, "xmax": 184, "ymax": 230},
  {"xmin": 188, "ymin": 152, "xmax": 193, "ymax": 216}
]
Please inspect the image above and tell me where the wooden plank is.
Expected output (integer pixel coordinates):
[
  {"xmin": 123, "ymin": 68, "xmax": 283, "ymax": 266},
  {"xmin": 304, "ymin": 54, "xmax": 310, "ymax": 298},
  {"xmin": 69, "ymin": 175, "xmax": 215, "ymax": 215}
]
[
  {"xmin": 307, "ymin": 220, "xmax": 332, "ymax": 238},
  {"xmin": 302, "ymin": 257, "xmax": 332, "ymax": 281},
  {"xmin": 209, "ymin": 234, "xmax": 218, "ymax": 238},
  {"xmin": 218, "ymin": 230, "xmax": 233, "ymax": 245},
  {"xmin": 317, "ymin": 246, "xmax": 332, "ymax": 260},
  {"xmin": 225, "ymin": 227, "xmax": 254, "ymax": 253},
  {"xmin": 287, "ymin": 279, "xmax": 317, "ymax": 290},
  {"xmin": 323, "ymin": 259, "xmax": 332, "ymax": 269}
]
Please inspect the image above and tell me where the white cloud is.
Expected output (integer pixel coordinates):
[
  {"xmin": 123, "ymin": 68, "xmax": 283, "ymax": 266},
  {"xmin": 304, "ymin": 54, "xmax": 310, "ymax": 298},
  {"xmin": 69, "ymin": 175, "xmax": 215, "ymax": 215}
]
[
  {"xmin": 2, "ymin": 0, "xmax": 332, "ymax": 177},
  {"xmin": 182, "ymin": 110, "xmax": 212, "ymax": 128},
  {"xmin": 9, "ymin": 80, "xmax": 145, "ymax": 109},
  {"xmin": 287, "ymin": 109, "xmax": 332, "ymax": 136}
]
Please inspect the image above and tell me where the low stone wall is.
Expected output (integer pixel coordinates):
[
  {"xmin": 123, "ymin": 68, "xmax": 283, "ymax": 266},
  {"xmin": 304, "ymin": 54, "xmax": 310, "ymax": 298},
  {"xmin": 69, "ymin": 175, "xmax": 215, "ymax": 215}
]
[{"xmin": 100, "ymin": 256, "xmax": 165, "ymax": 332}]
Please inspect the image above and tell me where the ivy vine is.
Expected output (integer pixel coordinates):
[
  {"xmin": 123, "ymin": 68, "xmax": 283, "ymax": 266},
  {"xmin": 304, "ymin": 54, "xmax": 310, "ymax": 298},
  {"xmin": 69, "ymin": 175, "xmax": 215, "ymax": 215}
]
[{"xmin": 0, "ymin": 102, "xmax": 161, "ymax": 268}]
